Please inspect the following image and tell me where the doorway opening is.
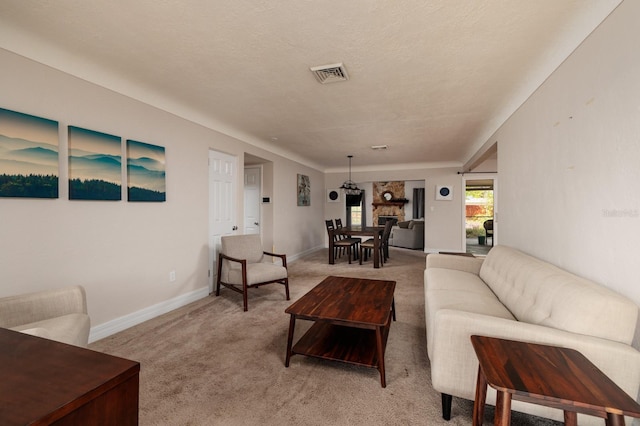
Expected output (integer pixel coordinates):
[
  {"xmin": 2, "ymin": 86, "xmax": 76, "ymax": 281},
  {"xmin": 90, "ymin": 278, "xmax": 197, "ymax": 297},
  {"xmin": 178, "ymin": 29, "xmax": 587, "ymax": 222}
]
[
  {"xmin": 346, "ymin": 191, "xmax": 365, "ymax": 227},
  {"xmin": 464, "ymin": 176, "xmax": 496, "ymax": 256}
]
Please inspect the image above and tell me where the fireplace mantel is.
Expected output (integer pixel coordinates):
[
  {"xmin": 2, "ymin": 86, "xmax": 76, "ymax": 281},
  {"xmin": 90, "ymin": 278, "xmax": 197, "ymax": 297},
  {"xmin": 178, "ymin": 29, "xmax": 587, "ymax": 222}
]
[{"xmin": 372, "ymin": 201, "xmax": 406, "ymax": 208}]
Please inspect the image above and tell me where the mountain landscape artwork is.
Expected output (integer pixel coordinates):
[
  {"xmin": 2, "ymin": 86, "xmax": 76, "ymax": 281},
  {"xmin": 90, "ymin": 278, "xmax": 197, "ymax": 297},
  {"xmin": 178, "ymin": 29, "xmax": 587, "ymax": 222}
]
[
  {"xmin": 127, "ymin": 139, "xmax": 166, "ymax": 202},
  {"xmin": 68, "ymin": 126, "xmax": 122, "ymax": 200},
  {"xmin": 0, "ymin": 107, "xmax": 59, "ymax": 198}
]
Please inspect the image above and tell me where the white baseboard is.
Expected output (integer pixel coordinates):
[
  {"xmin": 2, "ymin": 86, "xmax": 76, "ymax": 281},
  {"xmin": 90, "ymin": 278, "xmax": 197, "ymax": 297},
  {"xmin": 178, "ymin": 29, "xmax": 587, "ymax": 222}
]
[
  {"xmin": 89, "ymin": 246, "xmax": 324, "ymax": 343},
  {"xmin": 89, "ymin": 287, "xmax": 209, "ymax": 343},
  {"xmin": 288, "ymin": 245, "xmax": 324, "ymax": 262}
]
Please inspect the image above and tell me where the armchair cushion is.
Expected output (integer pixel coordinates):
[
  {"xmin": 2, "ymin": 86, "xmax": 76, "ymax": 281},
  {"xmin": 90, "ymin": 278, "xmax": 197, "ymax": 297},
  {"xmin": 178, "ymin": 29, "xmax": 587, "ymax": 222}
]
[{"xmin": 226, "ymin": 262, "xmax": 288, "ymax": 286}]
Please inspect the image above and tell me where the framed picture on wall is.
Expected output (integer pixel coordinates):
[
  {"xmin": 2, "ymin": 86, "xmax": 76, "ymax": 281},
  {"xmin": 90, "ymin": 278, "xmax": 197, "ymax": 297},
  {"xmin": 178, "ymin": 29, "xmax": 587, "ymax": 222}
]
[
  {"xmin": 68, "ymin": 126, "xmax": 122, "ymax": 200},
  {"xmin": 297, "ymin": 174, "xmax": 310, "ymax": 206},
  {"xmin": 126, "ymin": 139, "xmax": 166, "ymax": 202},
  {"xmin": 0, "ymin": 107, "xmax": 59, "ymax": 198}
]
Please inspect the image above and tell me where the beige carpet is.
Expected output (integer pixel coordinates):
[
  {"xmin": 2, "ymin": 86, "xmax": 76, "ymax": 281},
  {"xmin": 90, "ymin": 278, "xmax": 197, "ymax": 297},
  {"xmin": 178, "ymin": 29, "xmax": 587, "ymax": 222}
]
[{"xmin": 91, "ymin": 248, "xmax": 558, "ymax": 426}]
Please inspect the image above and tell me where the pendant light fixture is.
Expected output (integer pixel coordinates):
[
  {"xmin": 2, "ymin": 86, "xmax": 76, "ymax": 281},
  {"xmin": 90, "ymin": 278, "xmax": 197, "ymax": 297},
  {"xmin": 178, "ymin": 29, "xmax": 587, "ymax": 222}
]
[{"xmin": 340, "ymin": 155, "xmax": 362, "ymax": 195}]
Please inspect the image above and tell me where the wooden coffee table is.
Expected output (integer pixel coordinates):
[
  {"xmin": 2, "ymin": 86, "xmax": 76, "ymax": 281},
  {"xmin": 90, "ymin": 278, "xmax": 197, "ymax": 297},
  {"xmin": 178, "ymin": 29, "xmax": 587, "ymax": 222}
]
[
  {"xmin": 285, "ymin": 275, "xmax": 396, "ymax": 387},
  {"xmin": 470, "ymin": 335, "xmax": 640, "ymax": 426}
]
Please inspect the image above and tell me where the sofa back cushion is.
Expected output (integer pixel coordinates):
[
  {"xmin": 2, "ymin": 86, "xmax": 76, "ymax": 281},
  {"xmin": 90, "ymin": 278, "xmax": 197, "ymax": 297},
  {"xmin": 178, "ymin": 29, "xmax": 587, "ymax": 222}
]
[{"xmin": 479, "ymin": 245, "xmax": 638, "ymax": 345}]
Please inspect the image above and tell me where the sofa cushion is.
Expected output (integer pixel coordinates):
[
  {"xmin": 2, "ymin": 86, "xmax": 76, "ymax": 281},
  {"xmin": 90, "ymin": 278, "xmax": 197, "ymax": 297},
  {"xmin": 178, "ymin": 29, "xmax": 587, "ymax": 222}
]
[
  {"xmin": 397, "ymin": 221, "xmax": 411, "ymax": 228},
  {"xmin": 479, "ymin": 245, "xmax": 639, "ymax": 345},
  {"xmin": 425, "ymin": 267, "xmax": 515, "ymax": 359},
  {"xmin": 426, "ymin": 268, "xmax": 515, "ymax": 318}
]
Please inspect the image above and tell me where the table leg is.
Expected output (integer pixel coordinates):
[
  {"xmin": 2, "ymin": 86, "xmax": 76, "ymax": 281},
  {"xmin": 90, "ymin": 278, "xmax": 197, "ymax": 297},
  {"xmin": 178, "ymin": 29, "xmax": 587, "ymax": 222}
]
[
  {"xmin": 329, "ymin": 231, "xmax": 335, "ymax": 264},
  {"xmin": 391, "ymin": 298, "xmax": 396, "ymax": 321},
  {"xmin": 285, "ymin": 315, "xmax": 296, "ymax": 367},
  {"xmin": 473, "ymin": 367, "xmax": 487, "ymax": 426},
  {"xmin": 494, "ymin": 391, "xmax": 512, "ymax": 426},
  {"xmin": 605, "ymin": 413, "xmax": 626, "ymax": 426},
  {"xmin": 375, "ymin": 326, "xmax": 386, "ymax": 387},
  {"xmin": 373, "ymin": 232, "xmax": 380, "ymax": 268},
  {"xmin": 564, "ymin": 411, "xmax": 577, "ymax": 426}
]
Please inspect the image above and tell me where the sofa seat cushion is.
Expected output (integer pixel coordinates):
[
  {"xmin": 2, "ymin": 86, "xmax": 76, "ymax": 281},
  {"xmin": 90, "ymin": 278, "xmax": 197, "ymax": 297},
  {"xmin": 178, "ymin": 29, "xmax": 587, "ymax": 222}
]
[{"xmin": 12, "ymin": 313, "xmax": 90, "ymax": 347}]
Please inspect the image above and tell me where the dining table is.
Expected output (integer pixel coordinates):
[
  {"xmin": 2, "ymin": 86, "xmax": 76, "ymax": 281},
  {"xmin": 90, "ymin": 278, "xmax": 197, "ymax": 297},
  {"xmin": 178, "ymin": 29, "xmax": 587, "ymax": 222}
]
[{"xmin": 329, "ymin": 225, "xmax": 385, "ymax": 268}]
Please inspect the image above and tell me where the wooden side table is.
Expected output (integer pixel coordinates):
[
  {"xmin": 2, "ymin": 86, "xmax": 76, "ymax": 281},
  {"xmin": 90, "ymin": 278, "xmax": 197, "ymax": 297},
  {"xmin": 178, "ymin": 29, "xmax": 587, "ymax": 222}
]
[{"xmin": 470, "ymin": 335, "xmax": 640, "ymax": 426}]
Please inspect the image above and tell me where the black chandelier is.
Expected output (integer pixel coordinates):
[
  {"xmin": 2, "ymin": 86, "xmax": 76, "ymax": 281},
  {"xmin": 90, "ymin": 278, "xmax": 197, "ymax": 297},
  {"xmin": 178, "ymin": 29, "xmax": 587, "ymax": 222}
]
[{"xmin": 340, "ymin": 155, "xmax": 362, "ymax": 195}]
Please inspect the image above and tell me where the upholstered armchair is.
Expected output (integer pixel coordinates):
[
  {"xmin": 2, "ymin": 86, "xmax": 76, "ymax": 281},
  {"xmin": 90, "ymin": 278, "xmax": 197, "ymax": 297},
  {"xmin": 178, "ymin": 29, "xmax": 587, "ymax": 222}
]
[
  {"xmin": 216, "ymin": 234, "xmax": 290, "ymax": 311},
  {"xmin": 0, "ymin": 285, "xmax": 91, "ymax": 347}
]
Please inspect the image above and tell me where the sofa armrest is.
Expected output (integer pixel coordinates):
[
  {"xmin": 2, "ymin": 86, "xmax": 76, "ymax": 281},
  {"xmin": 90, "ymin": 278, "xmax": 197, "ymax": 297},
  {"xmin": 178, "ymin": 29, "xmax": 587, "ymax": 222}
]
[
  {"xmin": 430, "ymin": 310, "xmax": 640, "ymax": 424},
  {"xmin": 0, "ymin": 285, "xmax": 87, "ymax": 329},
  {"xmin": 426, "ymin": 253, "xmax": 484, "ymax": 274}
]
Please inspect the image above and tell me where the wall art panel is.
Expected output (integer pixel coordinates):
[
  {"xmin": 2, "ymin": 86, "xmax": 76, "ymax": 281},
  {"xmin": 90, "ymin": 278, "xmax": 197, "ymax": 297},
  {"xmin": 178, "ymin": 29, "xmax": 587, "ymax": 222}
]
[
  {"xmin": 0, "ymin": 107, "xmax": 59, "ymax": 198},
  {"xmin": 68, "ymin": 126, "xmax": 122, "ymax": 200},
  {"xmin": 126, "ymin": 139, "xmax": 166, "ymax": 202}
]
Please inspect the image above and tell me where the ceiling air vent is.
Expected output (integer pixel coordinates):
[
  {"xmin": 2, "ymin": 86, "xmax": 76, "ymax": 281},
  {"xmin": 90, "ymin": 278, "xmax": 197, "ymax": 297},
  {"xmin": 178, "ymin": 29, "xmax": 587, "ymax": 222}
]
[{"xmin": 310, "ymin": 63, "xmax": 349, "ymax": 84}]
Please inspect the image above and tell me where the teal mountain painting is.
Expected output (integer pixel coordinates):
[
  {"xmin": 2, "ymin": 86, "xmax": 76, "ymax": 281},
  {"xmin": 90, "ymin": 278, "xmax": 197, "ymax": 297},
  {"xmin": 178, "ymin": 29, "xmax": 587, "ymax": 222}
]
[
  {"xmin": 0, "ymin": 108, "xmax": 59, "ymax": 198},
  {"xmin": 68, "ymin": 126, "xmax": 122, "ymax": 200},
  {"xmin": 127, "ymin": 140, "xmax": 166, "ymax": 202}
]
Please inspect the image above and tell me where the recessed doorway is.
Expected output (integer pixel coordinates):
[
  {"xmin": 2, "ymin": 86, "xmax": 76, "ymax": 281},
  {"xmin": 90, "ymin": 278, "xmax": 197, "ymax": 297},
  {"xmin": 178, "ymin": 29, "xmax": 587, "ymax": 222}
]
[{"xmin": 463, "ymin": 175, "xmax": 496, "ymax": 256}]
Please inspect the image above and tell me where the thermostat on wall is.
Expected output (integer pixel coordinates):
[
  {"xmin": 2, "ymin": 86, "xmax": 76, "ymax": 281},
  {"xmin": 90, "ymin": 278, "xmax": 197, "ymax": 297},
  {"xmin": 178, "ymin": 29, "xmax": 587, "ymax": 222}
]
[
  {"xmin": 435, "ymin": 185, "xmax": 453, "ymax": 201},
  {"xmin": 262, "ymin": 197, "xmax": 271, "ymax": 203}
]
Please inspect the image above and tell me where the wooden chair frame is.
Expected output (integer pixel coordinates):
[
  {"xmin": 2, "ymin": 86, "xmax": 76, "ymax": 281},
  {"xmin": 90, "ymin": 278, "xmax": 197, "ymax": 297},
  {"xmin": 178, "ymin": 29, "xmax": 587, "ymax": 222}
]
[{"xmin": 216, "ymin": 251, "xmax": 290, "ymax": 312}]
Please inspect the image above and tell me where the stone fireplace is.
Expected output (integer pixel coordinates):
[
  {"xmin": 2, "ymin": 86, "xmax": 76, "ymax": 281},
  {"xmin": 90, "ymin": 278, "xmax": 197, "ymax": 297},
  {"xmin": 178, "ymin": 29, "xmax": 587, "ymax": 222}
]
[{"xmin": 372, "ymin": 181, "xmax": 407, "ymax": 225}]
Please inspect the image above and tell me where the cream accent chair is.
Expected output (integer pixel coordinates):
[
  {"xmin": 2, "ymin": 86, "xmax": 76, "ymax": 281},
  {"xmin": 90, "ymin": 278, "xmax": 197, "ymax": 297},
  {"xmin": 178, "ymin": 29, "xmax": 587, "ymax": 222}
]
[
  {"xmin": 216, "ymin": 234, "xmax": 290, "ymax": 311},
  {"xmin": 0, "ymin": 285, "xmax": 90, "ymax": 347}
]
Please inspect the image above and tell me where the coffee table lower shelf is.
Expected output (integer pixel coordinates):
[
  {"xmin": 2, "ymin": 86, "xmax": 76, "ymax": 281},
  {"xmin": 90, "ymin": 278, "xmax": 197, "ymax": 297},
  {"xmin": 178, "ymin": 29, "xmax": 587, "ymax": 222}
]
[{"xmin": 291, "ymin": 322, "xmax": 390, "ymax": 370}]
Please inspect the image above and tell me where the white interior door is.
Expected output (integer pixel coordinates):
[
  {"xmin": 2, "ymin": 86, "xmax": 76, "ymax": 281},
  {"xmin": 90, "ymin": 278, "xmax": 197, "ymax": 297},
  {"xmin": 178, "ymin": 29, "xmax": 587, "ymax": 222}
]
[
  {"xmin": 244, "ymin": 166, "xmax": 261, "ymax": 235},
  {"xmin": 209, "ymin": 150, "xmax": 237, "ymax": 292}
]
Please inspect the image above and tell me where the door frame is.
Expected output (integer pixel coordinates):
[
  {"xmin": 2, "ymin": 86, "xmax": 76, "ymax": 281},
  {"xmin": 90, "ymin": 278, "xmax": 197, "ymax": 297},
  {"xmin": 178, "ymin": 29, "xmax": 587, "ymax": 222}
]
[
  {"xmin": 208, "ymin": 149, "xmax": 238, "ymax": 293},
  {"xmin": 243, "ymin": 165, "xmax": 262, "ymax": 235}
]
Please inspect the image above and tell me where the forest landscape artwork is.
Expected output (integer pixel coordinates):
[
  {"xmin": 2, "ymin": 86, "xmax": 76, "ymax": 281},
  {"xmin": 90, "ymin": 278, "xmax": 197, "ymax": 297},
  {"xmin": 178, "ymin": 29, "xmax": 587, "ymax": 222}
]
[
  {"xmin": 0, "ymin": 107, "xmax": 59, "ymax": 198},
  {"xmin": 127, "ymin": 139, "xmax": 166, "ymax": 202},
  {"xmin": 68, "ymin": 126, "xmax": 122, "ymax": 200}
]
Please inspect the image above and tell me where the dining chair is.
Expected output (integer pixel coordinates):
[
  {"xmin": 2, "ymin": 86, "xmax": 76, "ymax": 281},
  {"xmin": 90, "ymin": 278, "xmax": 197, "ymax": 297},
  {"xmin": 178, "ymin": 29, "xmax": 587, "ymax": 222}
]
[
  {"xmin": 325, "ymin": 219, "xmax": 357, "ymax": 264},
  {"xmin": 483, "ymin": 219, "xmax": 494, "ymax": 246},
  {"xmin": 215, "ymin": 234, "xmax": 290, "ymax": 311},
  {"xmin": 335, "ymin": 218, "xmax": 361, "ymax": 260},
  {"xmin": 359, "ymin": 218, "xmax": 395, "ymax": 266}
]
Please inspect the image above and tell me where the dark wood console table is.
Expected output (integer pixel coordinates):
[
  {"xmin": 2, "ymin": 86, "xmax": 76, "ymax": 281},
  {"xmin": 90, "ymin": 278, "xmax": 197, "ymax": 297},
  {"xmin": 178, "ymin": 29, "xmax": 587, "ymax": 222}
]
[{"xmin": 0, "ymin": 328, "xmax": 140, "ymax": 425}]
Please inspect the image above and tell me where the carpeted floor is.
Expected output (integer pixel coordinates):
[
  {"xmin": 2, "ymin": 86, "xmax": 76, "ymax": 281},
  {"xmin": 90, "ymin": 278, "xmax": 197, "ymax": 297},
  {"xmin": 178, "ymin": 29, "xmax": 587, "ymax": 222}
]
[{"xmin": 90, "ymin": 248, "xmax": 559, "ymax": 425}]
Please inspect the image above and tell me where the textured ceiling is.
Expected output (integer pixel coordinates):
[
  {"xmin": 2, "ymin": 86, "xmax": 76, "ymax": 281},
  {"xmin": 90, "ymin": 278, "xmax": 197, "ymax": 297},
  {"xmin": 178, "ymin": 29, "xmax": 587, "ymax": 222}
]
[{"xmin": 0, "ymin": 1, "xmax": 621, "ymax": 171}]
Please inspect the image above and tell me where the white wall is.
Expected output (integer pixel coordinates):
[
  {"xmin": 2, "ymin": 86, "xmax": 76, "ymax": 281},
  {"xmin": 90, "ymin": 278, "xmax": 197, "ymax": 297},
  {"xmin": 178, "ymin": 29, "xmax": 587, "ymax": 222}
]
[
  {"xmin": 0, "ymin": 49, "xmax": 325, "ymax": 335},
  {"xmin": 494, "ymin": 0, "xmax": 640, "ymax": 311}
]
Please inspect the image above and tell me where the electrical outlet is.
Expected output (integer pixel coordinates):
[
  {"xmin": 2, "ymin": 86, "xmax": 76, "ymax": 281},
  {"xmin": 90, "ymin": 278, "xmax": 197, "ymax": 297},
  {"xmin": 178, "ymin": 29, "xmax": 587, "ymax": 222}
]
[{"xmin": 169, "ymin": 270, "xmax": 176, "ymax": 282}]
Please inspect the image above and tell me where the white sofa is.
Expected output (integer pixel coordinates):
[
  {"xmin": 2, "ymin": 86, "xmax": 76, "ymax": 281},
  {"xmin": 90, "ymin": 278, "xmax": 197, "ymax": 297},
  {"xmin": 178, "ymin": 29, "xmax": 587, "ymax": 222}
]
[
  {"xmin": 0, "ymin": 285, "xmax": 90, "ymax": 347},
  {"xmin": 424, "ymin": 245, "xmax": 640, "ymax": 425}
]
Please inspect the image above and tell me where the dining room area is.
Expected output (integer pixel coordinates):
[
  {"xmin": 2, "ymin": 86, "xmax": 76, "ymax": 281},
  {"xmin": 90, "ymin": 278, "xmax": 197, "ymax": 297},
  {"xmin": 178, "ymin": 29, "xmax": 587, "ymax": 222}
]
[
  {"xmin": 324, "ymin": 218, "xmax": 395, "ymax": 269},
  {"xmin": 324, "ymin": 177, "xmax": 425, "ymax": 269}
]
